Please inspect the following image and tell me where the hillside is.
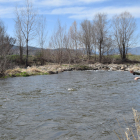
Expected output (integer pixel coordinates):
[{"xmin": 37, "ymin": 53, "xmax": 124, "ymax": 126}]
[
  {"xmin": 10, "ymin": 46, "xmax": 140, "ymax": 56},
  {"xmin": 10, "ymin": 46, "xmax": 41, "ymax": 55},
  {"xmin": 128, "ymin": 47, "xmax": 140, "ymax": 55}
]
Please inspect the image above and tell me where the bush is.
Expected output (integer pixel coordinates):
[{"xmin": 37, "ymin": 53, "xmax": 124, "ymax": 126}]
[{"xmin": 15, "ymin": 72, "xmax": 29, "ymax": 77}]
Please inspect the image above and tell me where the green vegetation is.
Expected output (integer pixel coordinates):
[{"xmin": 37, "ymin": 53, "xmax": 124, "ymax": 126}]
[
  {"xmin": 3, "ymin": 67, "xmax": 49, "ymax": 78},
  {"xmin": 107, "ymin": 54, "xmax": 140, "ymax": 62},
  {"xmin": 101, "ymin": 54, "xmax": 140, "ymax": 63},
  {"xmin": 43, "ymin": 72, "xmax": 49, "ymax": 75},
  {"xmin": 127, "ymin": 54, "xmax": 140, "ymax": 61},
  {"xmin": 8, "ymin": 55, "xmax": 20, "ymax": 62},
  {"xmin": 8, "ymin": 55, "xmax": 36, "ymax": 65},
  {"xmin": 14, "ymin": 72, "xmax": 48, "ymax": 77},
  {"xmin": 15, "ymin": 72, "xmax": 30, "ymax": 77},
  {"xmin": 8, "ymin": 72, "xmax": 49, "ymax": 77}
]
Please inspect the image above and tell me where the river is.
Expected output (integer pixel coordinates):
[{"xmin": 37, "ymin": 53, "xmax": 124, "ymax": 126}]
[{"xmin": 0, "ymin": 70, "xmax": 140, "ymax": 140}]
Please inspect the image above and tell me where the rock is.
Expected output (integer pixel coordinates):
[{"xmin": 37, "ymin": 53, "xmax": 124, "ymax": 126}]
[
  {"xmin": 102, "ymin": 66, "xmax": 109, "ymax": 70},
  {"xmin": 110, "ymin": 67, "xmax": 117, "ymax": 71},
  {"xmin": 58, "ymin": 70, "xmax": 63, "ymax": 73},
  {"xmin": 66, "ymin": 68, "xmax": 73, "ymax": 71},
  {"xmin": 55, "ymin": 71, "xmax": 58, "ymax": 74},
  {"xmin": 93, "ymin": 67, "xmax": 98, "ymax": 70},
  {"xmin": 48, "ymin": 71, "xmax": 55, "ymax": 74},
  {"xmin": 121, "ymin": 66, "xmax": 125, "ymax": 70},
  {"xmin": 75, "ymin": 65, "xmax": 92, "ymax": 70}
]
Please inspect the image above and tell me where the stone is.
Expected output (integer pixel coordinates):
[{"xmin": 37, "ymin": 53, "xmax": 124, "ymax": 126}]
[{"xmin": 48, "ymin": 71, "xmax": 55, "ymax": 74}]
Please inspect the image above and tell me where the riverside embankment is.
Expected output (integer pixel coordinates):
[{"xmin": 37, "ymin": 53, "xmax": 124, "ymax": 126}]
[{"xmin": 3, "ymin": 63, "xmax": 140, "ymax": 78}]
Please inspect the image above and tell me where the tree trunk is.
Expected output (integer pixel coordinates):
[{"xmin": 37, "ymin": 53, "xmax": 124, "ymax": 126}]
[
  {"xmin": 25, "ymin": 39, "xmax": 28, "ymax": 67},
  {"xmin": 20, "ymin": 42, "xmax": 23, "ymax": 64},
  {"xmin": 99, "ymin": 42, "xmax": 102, "ymax": 63},
  {"xmin": 95, "ymin": 45, "xmax": 96, "ymax": 61},
  {"xmin": 122, "ymin": 43, "xmax": 126, "ymax": 61}
]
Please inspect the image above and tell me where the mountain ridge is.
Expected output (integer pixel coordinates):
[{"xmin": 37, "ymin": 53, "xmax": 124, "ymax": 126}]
[{"xmin": 10, "ymin": 45, "xmax": 140, "ymax": 55}]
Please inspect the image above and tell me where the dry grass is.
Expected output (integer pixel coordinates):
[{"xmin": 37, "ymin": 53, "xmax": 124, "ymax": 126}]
[
  {"xmin": 3, "ymin": 64, "xmax": 73, "ymax": 78},
  {"xmin": 26, "ymin": 66, "xmax": 44, "ymax": 73},
  {"xmin": 116, "ymin": 108, "xmax": 140, "ymax": 140},
  {"xmin": 132, "ymin": 108, "xmax": 140, "ymax": 139},
  {"xmin": 5, "ymin": 66, "xmax": 48, "ymax": 77},
  {"xmin": 5, "ymin": 67, "xmax": 22, "ymax": 75}
]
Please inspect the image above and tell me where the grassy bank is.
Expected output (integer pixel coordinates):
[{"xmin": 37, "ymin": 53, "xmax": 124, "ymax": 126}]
[
  {"xmin": 4, "ymin": 66, "xmax": 49, "ymax": 78},
  {"xmin": 1, "ymin": 60, "xmax": 140, "ymax": 78},
  {"xmin": 1, "ymin": 64, "xmax": 94, "ymax": 78},
  {"xmin": 110, "ymin": 54, "xmax": 140, "ymax": 62}
]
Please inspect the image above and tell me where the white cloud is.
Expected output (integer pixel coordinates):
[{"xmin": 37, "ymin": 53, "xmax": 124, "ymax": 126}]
[
  {"xmin": 37, "ymin": 5, "xmax": 140, "ymax": 20},
  {"xmin": 35, "ymin": 0, "xmax": 108, "ymax": 7},
  {"xmin": 0, "ymin": 0, "xmax": 109, "ymax": 18},
  {"xmin": 78, "ymin": 0, "xmax": 108, "ymax": 3},
  {"xmin": 0, "ymin": 0, "xmax": 21, "ymax": 2},
  {"xmin": 50, "ymin": 7, "xmax": 86, "ymax": 15},
  {"xmin": 0, "ymin": 6, "xmax": 14, "ymax": 18},
  {"xmin": 67, "ymin": 6, "xmax": 140, "ymax": 19},
  {"xmin": 1, "ymin": 0, "xmax": 140, "ymax": 20},
  {"xmin": 35, "ymin": 0, "xmax": 74, "ymax": 7}
]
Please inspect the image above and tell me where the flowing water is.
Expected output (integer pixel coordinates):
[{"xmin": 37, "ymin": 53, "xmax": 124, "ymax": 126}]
[{"xmin": 0, "ymin": 70, "xmax": 140, "ymax": 140}]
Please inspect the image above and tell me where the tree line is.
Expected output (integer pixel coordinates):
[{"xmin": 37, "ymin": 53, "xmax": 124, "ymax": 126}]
[{"xmin": 0, "ymin": 0, "xmax": 138, "ymax": 75}]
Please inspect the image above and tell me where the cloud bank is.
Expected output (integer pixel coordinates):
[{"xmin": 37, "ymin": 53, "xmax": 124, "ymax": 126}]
[{"xmin": 0, "ymin": 0, "xmax": 140, "ymax": 20}]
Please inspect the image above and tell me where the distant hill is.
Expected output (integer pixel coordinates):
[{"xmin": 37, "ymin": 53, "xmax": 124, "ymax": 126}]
[
  {"xmin": 10, "ymin": 45, "xmax": 41, "ymax": 55},
  {"xmin": 10, "ymin": 45, "xmax": 140, "ymax": 56},
  {"xmin": 128, "ymin": 47, "xmax": 140, "ymax": 55},
  {"xmin": 107, "ymin": 47, "xmax": 140, "ymax": 55}
]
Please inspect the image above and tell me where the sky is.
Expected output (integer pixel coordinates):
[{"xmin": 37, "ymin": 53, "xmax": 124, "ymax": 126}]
[{"xmin": 0, "ymin": 0, "xmax": 140, "ymax": 47}]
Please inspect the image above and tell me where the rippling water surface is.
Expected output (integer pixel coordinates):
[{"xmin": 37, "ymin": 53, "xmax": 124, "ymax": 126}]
[{"xmin": 0, "ymin": 71, "xmax": 140, "ymax": 140}]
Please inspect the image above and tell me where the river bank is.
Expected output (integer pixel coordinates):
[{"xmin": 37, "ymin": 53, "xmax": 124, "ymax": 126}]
[{"xmin": 2, "ymin": 63, "xmax": 140, "ymax": 78}]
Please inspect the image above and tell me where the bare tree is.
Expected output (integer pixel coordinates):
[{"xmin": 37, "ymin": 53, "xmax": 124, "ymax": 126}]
[
  {"xmin": 49, "ymin": 20, "xmax": 66, "ymax": 65},
  {"xmin": 0, "ymin": 20, "xmax": 16, "ymax": 76},
  {"xmin": 91, "ymin": 24, "xmax": 97, "ymax": 61},
  {"xmin": 79, "ymin": 19, "xmax": 93, "ymax": 61},
  {"xmin": 37, "ymin": 15, "xmax": 47, "ymax": 65},
  {"xmin": 69, "ymin": 21, "xmax": 80, "ymax": 63},
  {"xmin": 15, "ymin": 16, "xmax": 24, "ymax": 64},
  {"xmin": 94, "ymin": 13, "xmax": 109, "ymax": 62},
  {"xmin": 112, "ymin": 11, "xmax": 137, "ymax": 61},
  {"xmin": 104, "ymin": 35, "xmax": 114, "ymax": 56},
  {"xmin": 63, "ymin": 28, "xmax": 73, "ymax": 66},
  {"xmin": 15, "ymin": 0, "xmax": 37, "ymax": 67}
]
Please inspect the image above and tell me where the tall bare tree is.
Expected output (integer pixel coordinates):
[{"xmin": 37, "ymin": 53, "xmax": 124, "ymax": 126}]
[
  {"xmin": 112, "ymin": 11, "xmax": 137, "ymax": 61},
  {"xmin": 15, "ymin": 0, "xmax": 37, "ymax": 67},
  {"xmin": 37, "ymin": 15, "xmax": 47, "ymax": 65},
  {"xmin": 49, "ymin": 20, "xmax": 66, "ymax": 64},
  {"xmin": 94, "ymin": 13, "xmax": 109, "ymax": 62},
  {"xmin": 15, "ymin": 17, "xmax": 24, "ymax": 64},
  {"xmin": 79, "ymin": 19, "xmax": 93, "ymax": 61},
  {"xmin": 64, "ymin": 28, "xmax": 73, "ymax": 66},
  {"xmin": 69, "ymin": 21, "xmax": 79, "ymax": 62}
]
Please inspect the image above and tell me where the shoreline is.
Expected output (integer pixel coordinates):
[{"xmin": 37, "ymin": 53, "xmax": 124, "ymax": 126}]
[{"xmin": 1, "ymin": 63, "xmax": 140, "ymax": 78}]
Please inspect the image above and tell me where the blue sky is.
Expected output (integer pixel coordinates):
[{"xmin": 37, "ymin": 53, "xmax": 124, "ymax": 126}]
[{"xmin": 0, "ymin": 0, "xmax": 140, "ymax": 47}]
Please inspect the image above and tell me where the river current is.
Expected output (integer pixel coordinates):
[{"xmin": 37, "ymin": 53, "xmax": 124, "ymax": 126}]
[{"xmin": 0, "ymin": 71, "xmax": 140, "ymax": 140}]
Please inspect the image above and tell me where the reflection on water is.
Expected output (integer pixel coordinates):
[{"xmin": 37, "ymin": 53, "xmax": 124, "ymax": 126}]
[{"xmin": 0, "ymin": 71, "xmax": 140, "ymax": 140}]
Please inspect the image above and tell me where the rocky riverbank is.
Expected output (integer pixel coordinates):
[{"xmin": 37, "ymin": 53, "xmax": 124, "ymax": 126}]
[{"xmin": 3, "ymin": 63, "xmax": 140, "ymax": 78}]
